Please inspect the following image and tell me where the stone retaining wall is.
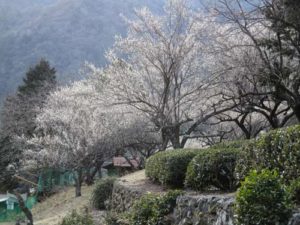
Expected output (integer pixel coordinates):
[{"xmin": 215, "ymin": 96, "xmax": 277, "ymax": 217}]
[
  {"xmin": 110, "ymin": 179, "xmax": 300, "ymax": 225},
  {"xmin": 110, "ymin": 181, "xmax": 143, "ymax": 213},
  {"xmin": 174, "ymin": 194, "xmax": 235, "ymax": 225}
]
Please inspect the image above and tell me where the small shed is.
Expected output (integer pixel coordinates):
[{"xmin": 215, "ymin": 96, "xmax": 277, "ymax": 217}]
[
  {"xmin": 113, "ymin": 157, "xmax": 140, "ymax": 169},
  {"xmin": 0, "ymin": 193, "xmax": 27, "ymax": 211}
]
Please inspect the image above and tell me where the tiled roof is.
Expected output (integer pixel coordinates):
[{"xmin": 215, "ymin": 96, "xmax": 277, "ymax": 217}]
[{"xmin": 113, "ymin": 157, "xmax": 139, "ymax": 168}]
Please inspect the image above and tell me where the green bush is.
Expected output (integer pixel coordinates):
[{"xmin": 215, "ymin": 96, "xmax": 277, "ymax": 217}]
[
  {"xmin": 185, "ymin": 147, "xmax": 241, "ymax": 191},
  {"xmin": 105, "ymin": 212, "xmax": 130, "ymax": 225},
  {"xmin": 235, "ymin": 170, "xmax": 292, "ymax": 225},
  {"xmin": 288, "ymin": 178, "xmax": 300, "ymax": 205},
  {"xmin": 234, "ymin": 139, "xmax": 258, "ymax": 183},
  {"xmin": 236, "ymin": 125, "xmax": 300, "ymax": 183},
  {"xmin": 60, "ymin": 210, "xmax": 94, "ymax": 225},
  {"xmin": 145, "ymin": 149, "xmax": 200, "ymax": 187},
  {"xmin": 91, "ymin": 177, "xmax": 116, "ymax": 210},
  {"xmin": 212, "ymin": 139, "xmax": 250, "ymax": 149},
  {"xmin": 129, "ymin": 190, "xmax": 182, "ymax": 225}
]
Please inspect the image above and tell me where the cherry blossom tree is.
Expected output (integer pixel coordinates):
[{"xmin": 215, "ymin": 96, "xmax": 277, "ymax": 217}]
[
  {"xmin": 21, "ymin": 76, "xmax": 161, "ymax": 196},
  {"xmin": 22, "ymin": 80, "xmax": 117, "ymax": 197},
  {"xmin": 96, "ymin": 0, "xmax": 224, "ymax": 149}
]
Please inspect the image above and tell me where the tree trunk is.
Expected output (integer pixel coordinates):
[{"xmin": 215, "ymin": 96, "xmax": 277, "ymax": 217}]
[
  {"xmin": 169, "ymin": 125, "xmax": 181, "ymax": 149},
  {"xmin": 293, "ymin": 104, "xmax": 300, "ymax": 122},
  {"xmin": 85, "ymin": 168, "xmax": 95, "ymax": 186},
  {"xmin": 85, "ymin": 172, "xmax": 94, "ymax": 186},
  {"xmin": 85, "ymin": 162, "xmax": 103, "ymax": 186},
  {"xmin": 74, "ymin": 169, "xmax": 83, "ymax": 197},
  {"xmin": 13, "ymin": 191, "xmax": 33, "ymax": 225},
  {"xmin": 161, "ymin": 125, "xmax": 181, "ymax": 149},
  {"xmin": 161, "ymin": 129, "xmax": 169, "ymax": 150},
  {"xmin": 75, "ymin": 181, "xmax": 81, "ymax": 197},
  {"xmin": 97, "ymin": 167, "xmax": 102, "ymax": 179}
]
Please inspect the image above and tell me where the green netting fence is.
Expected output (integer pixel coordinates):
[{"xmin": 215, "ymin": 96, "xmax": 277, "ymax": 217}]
[
  {"xmin": 0, "ymin": 169, "xmax": 75, "ymax": 222},
  {"xmin": 37, "ymin": 169, "xmax": 75, "ymax": 194},
  {"xmin": 0, "ymin": 196, "xmax": 37, "ymax": 222}
]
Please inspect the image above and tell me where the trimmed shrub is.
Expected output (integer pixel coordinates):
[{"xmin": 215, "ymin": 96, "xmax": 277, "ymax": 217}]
[
  {"xmin": 212, "ymin": 139, "xmax": 250, "ymax": 149},
  {"xmin": 235, "ymin": 170, "xmax": 292, "ymax": 225},
  {"xmin": 60, "ymin": 210, "xmax": 94, "ymax": 225},
  {"xmin": 105, "ymin": 212, "xmax": 130, "ymax": 225},
  {"xmin": 185, "ymin": 147, "xmax": 241, "ymax": 191},
  {"xmin": 234, "ymin": 139, "xmax": 258, "ymax": 183},
  {"xmin": 91, "ymin": 177, "xmax": 116, "ymax": 210},
  {"xmin": 146, "ymin": 149, "xmax": 200, "ymax": 187},
  {"xmin": 288, "ymin": 178, "xmax": 300, "ymax": 205},
  {"xmin": 236, "ymin": 125, "xmax": 300, "ymax": 183},
  {"xmin": 130, "ymin": 194, "xmax": 159, "ymax": 225},
  {"xmin": 129, "ymin": 190, "xmax": 182, "ymax": 225}
]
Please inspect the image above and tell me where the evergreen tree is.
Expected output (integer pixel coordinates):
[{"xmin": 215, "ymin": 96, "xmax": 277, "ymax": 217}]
[
  {"xmin": 18, "ymin": 59, "xmax": 56, "ymax": 97},
  {"xmin": 1, "ymin": 59, "xmax": 57, "ymax": 137},
  {"xmin": 0, "ymin": 59, "xmax": 57, "ymax": 189},
  {"xmin": 0, "ymin": 134, "xmax": 18, "ymax": 191}
]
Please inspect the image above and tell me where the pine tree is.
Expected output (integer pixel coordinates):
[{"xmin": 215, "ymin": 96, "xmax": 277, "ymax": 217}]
[
  {"xmin": 0, "ymin": 59, "xmax": 57, "ymax": 190},
  {"xmin": 1, "ymin": 59, "xmax": 57, "ymax": 137},
  {"xmin": 18, "ymin": 59, "xmax": 56, "ymax": 97}
]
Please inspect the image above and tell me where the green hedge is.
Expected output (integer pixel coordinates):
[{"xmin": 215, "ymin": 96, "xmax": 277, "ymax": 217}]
[
  {"xmin": 105, "ymin": 190, "xmax": 182, "ymax": 225},
  {"xmin": 185, "ymin": 147, "xmax": 241, "ymax": 191},
  {"xmin": 129, "ymin": 190, "xmax": 182, "ymax": 225},
  {"xmin": 145, "ymin": 149, "xmax": 201, "ymax": 187},
  {"xmin": 234, "ymin": 140, "xmax": 257, "ymax": 183},
  {"xmin": 288, "ymin": 178, "xmax": 300, "ymax": 205},
  {"xmin": 91, "ymin": 177, "xmax": 116, "ymax": 210},
  {"xmin": 60, "ymin": 210, "xmax": 94, "ymax": 225},
  {"xmin": 104, "ymin": 212, "xmax": 130, "ymax": 225},
  {"xmin": 211, "ymin": 139, "xmax": 250, "ymax": 149},
  {"xmin": 236, "ymin": 125, "xmax": 300, "ymax": 183},
  {"xmin": 235, "ymin": 170, "xmax": 292, "ymax": 225}
]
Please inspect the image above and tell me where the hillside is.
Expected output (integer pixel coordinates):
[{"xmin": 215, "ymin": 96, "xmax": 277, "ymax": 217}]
[
  {"xmin": 2, "ymin": 185, "xmax": 97, "ymax": 225},
  {"xmin": 0, "ymin": 0, "xmax": 164, "ymax": 102}
]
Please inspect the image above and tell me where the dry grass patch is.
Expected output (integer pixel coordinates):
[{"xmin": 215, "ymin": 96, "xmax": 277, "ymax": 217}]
[
  {"xmin": 31, "ymin": 185, "xmax": 94, "ymax": 225},
  {"xmin": 117, "ymin": 170, "xmax": 166, "ymax": 193},
  {"xmin": 0, "ymin": 185, "xmax": 94, "ymax": 225}
]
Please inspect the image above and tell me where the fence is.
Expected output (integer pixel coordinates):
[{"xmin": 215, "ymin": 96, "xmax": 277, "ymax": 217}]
[
  {"xmin": 0, "ymin": 169, "xmax": 75, "ymax": 222},
  {"xmin": 37, "ymin": 169, "xmax": 75, "ymax": 194},
  {"xmin": 0, "ymin": 195, "xmax": 37, "ymax": 222}
]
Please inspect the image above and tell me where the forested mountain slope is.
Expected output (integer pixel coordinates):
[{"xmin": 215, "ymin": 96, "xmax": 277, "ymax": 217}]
[{"xmin": 0, "ymin": 0, "xmax": 164, "ymax": 102}]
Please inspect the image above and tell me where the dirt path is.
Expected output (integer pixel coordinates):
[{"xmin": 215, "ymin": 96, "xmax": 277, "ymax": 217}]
[{"xmin": 117, "ymin": 170, "xmax": 166, "ymax": 193}]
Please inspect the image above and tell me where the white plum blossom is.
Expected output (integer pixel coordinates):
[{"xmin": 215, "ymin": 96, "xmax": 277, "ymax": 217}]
[{"xmin": 94, "ymin": 0, "xmax": 221, "ymax": 148}]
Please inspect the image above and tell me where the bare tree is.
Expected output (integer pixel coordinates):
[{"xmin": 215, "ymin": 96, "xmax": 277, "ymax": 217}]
[
  {"xmin": 111, "ymin": 113, "xmax": 161, "ymax": 168},
  {"xmin": 215, "ymin": 0, "xmax": 300, "ymax": 122},
  {"xmin": 200, "ymin": 10, "xmax": 297, "ymax": 139}
]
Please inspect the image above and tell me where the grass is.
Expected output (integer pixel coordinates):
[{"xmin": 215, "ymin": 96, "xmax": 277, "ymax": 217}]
[
  {"xmin": 32, "ymin": 185, "xmax": 94, "ymax": 225},
  {"xmin": 0, "ymin": 170, "xmax": 162, "ymax": 225}
]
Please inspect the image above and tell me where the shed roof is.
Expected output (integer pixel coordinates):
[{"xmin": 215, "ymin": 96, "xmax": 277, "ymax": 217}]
[
  {"xmin": 113, "ymin": 157, "xmax": 139, "ymax": 168},
  {"xmin": 0, "ymin": 193, "xmax": 27, "ymax": 203},
  {"xmin": 0, "ymin": 195, "xmax": 8, "ymax": 203}
]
